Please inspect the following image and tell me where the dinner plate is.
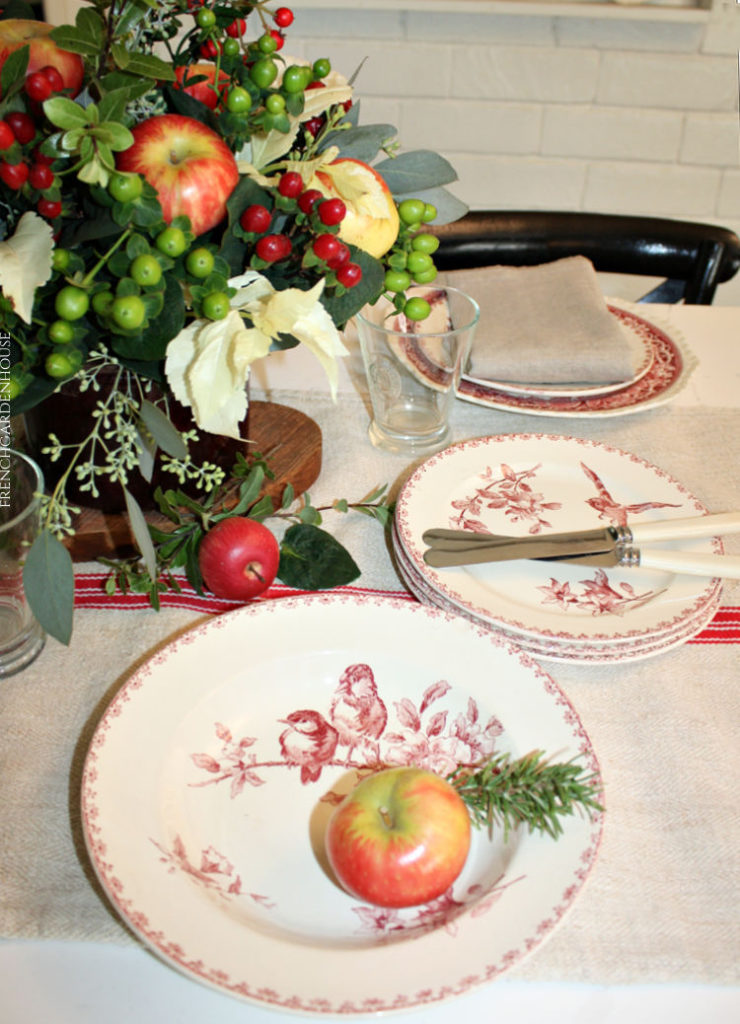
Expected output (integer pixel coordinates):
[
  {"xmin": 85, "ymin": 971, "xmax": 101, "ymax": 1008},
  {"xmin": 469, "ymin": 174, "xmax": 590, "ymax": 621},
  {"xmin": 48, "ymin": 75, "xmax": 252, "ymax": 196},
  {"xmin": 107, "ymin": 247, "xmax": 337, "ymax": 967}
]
[
  {"xmin": 392, "ymin": 524, "xmax": 722, "ymax": 664},
  {"xmin": 462, "ymin": 306, "xmax": 654, "ymax": 399},
  {"xmin": 457, "ymin": 305, "xmax": 696, "ymax": 418},
  {"xmin": 81, "ymin": 595, "xmax": 603, "ymax": 1016},
  {"xmin": 394, "ymin": 434, "xmax": 723, "ymax": 646}
]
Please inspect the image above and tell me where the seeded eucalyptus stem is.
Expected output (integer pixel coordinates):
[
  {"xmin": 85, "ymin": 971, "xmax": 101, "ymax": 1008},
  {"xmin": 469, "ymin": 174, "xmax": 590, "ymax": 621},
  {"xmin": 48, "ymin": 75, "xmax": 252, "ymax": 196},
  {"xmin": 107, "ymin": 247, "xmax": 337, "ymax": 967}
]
[{"xmin": 448, "ymin": 750, "xmax": 604, "ymax": 841}]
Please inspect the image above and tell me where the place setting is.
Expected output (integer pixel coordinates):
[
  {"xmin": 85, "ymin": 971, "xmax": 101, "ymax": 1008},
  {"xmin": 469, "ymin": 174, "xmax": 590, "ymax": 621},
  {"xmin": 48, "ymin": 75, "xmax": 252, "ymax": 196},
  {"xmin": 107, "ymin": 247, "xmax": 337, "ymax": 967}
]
[{"xmin": 392, "ymin": 433, "xmax": 740, "ymax": 664}]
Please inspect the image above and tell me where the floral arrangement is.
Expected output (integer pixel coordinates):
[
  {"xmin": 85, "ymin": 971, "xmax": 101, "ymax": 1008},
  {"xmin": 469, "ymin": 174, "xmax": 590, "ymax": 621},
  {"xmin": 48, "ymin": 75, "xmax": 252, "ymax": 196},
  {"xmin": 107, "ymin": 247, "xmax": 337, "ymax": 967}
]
[{"xmin": 0, "ymin": 0, "xmax": 465, "ymax": 644}]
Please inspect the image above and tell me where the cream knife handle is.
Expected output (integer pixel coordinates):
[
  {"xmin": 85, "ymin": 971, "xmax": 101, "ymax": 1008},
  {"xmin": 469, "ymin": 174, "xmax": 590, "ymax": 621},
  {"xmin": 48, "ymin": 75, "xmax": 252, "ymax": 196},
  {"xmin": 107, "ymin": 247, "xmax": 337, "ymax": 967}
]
[
  {"xmin": 637, "ymin": 549, "xmax": 740, "ymax": 579},
  {"xmin": 630, "ymin": 512, "xmax": 740, "ymax": 544}
]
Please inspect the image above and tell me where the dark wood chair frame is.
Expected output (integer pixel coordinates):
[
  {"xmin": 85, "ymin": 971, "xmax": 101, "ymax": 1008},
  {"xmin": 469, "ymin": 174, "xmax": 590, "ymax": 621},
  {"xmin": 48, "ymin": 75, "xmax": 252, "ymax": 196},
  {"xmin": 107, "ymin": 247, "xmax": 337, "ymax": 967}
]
[{"xmin": 431, "ymin": 211, "xmax": 740, "ymax": 304}]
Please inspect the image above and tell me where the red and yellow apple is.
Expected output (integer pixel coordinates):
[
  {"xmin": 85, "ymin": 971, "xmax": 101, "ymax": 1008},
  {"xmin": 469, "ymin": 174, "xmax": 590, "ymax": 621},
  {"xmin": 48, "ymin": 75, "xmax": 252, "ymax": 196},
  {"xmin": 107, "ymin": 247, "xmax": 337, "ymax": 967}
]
[
  {"xmin": 0, "ymin": 19, "xmax": 84, "ymax": 96},
  {"xmin": 325, "ymin": 765, "xmax": 471, "ymax": 908},
  {"xmin": 173, "ymin": 63, "xmax": 229, "ymax": 110},
  {"xmin": 307, "ymin": 157, "xmax": 399, "ymax": 259},
  {"xmin": 115, "ymin": 114, "xmax": 239, "ymax": 237}
]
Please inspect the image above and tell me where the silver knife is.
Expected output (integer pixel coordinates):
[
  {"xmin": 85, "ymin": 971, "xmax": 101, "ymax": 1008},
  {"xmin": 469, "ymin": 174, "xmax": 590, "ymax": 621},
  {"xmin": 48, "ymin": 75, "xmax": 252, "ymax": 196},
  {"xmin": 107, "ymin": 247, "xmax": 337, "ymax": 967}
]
[{"xmin": 421, "ymin": 512, "xmax": 740, "ymax": 578}]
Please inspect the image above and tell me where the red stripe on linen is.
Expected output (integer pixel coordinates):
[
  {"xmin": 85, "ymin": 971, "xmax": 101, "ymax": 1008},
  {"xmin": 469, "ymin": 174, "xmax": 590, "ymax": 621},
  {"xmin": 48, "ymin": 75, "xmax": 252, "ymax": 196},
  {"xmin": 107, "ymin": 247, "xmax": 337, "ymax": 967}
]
[{"xmin": 73, "ymin": 573, "xmax": 740, "ymax": 642}]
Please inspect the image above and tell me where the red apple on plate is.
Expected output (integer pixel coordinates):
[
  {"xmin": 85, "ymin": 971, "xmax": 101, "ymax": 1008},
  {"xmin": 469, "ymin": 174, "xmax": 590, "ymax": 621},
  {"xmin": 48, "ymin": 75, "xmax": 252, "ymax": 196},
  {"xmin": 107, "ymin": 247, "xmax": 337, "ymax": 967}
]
[
  {"xmin": 173, "ymin": 63, "xmax": 229, "ymax": 110},
  {"xmin": 198, "ymin": 517, "xmax": 280, "ymax": 601},
  {"xmin": 0, "ymin": 19, "xmax": 84, "ymax": 96},
  {"xmin": 115, "ymin": 114, "xmax": 239, "ymax": 237},
  {"xmin": 307, "ymin": 157, "xmax": 400, "ymax": 259},
  {"xmin": 325, "ymin": 765, "xmax": 471, "ymax": 907}
]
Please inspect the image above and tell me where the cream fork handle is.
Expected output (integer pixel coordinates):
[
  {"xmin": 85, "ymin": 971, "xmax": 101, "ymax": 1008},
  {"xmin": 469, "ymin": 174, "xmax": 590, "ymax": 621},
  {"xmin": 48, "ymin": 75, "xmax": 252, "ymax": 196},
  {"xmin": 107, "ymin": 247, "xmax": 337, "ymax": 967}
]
[{"xmin": 631, "ymin": 512, "xmax": 740, "ymax": 543}]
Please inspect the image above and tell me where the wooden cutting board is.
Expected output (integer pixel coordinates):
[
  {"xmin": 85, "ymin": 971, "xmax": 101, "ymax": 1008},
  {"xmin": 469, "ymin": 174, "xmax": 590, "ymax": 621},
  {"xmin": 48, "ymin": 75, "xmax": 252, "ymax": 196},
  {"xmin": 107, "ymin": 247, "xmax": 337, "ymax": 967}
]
[{"xmin": 64, "ymin": 401, "xmax": 322, "ymax": 562}]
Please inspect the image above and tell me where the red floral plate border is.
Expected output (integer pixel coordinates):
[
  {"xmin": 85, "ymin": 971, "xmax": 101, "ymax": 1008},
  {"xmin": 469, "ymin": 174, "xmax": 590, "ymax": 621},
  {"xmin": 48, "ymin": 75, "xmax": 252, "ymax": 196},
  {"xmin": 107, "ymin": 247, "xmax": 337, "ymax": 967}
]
[{"xmin": 81, "ymin": 594, "xmax": 603, "ymax": 1016}]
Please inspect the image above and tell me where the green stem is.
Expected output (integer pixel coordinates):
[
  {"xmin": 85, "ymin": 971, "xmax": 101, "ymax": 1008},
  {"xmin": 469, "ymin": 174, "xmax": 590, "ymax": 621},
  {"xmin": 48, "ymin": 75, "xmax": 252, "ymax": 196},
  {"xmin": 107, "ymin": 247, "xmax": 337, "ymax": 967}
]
[{"xmin": 81, "ymin": 227, "xmax": 132, "ymax": 288}]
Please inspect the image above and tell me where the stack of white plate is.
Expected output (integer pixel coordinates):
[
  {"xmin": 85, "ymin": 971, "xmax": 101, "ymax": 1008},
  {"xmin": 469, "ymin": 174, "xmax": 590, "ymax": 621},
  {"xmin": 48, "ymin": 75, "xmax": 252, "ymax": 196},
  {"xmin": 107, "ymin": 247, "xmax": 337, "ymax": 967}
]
[{"xmin": 393, "ymin": 434, "xmax": 724, "ymax": 664}]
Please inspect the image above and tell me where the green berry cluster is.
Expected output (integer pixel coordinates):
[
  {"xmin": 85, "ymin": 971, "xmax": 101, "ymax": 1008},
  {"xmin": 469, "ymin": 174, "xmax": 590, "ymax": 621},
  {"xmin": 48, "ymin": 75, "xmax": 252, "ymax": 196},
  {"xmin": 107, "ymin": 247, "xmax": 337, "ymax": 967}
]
[{"xmin": 384, "ymin": 198, "xmax": 440, "ymax": 321}]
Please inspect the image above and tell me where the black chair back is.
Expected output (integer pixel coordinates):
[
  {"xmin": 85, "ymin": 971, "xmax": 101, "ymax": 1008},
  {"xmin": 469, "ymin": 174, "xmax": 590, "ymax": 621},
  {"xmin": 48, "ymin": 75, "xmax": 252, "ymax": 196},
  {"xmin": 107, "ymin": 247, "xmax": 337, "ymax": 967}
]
[{"xmin": 431, "ymin": 211, "xmax": 740, "ymax": 304}]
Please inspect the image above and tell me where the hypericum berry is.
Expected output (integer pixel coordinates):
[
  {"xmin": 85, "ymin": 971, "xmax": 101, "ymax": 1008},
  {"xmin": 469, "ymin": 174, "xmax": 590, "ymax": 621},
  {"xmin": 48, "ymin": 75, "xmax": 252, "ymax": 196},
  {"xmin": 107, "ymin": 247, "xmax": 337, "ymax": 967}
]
[
  {"xmin": 398, "ymin": 198, "xmax": 426, "ymax": 226},
  {"xmin": 281, "ymin": 64, "xmax": 308, "ymax": 95},
  {"xmin": 130, "ymin": 253, "xmax": 163, "ymax": 287},
  {"xmin": 225, "ymin": 86, "xmax": 252, "ymax": 113},
  {"xmin": 5, "ymin": 112, "xmax": 35, "ymax": 145},
  {"xmin": 384, "ymin": 269, "xmax": 411, "ymax": 293},
  {"xmin": 411, "ymin": 233, "xmax": 440, "ymax": 255},
  {"xmin": 202, "ymin": 291, "xmax": 231, "ymax": 320},
  {"xmin": 222, "ymin": 36, "xmax": 240, "ymax": 57},
  {"xmin": 0, "ymin": 161, "xmax": 29, "ymax": 189},
  {"xmin": 318, "ymin": 197, "xmax": 346, "ymax": 226},
  {"xmin": 155, "ymin": 225, "xmax": 188, "ymax": 258},
  {"xmin": 403, "ymin": 296, "xmax": 431, "ymax": 322},
  {"xmin": 422, "ymin": 203, "xmax": 438, "ymax": 223},
  {"xmin": 269, "ymin": 29, "xmax": 285, "ymax": 50},
  {"xmin": 303, "ymin": 116, "xmax": 324, "ymax": 138},
  {"xmin": 313, "ymin": 58, "xmax": 331, "ymax": 79},
  {"xmin": 199, "ymin": 38, "xmax": 221, "ymax": 59},
  {"xmin": 256, "ymin": 233, "xmax": 291, "ymax": 262},
  {"xmin": 257, "ymin": 31, "xmax": 278, "ymax": 54},
  {"xmin": 48, "ymin": 319, "xmax": 75, "ymax": 344},
  {"xmin": 185, "ymin": 246, "xmax": 215, "ymax": 278},
  {"xmin": 312, "ymin": 233, "xmax": 340, "ymax": 262},
  {"xmin": 225, "ymin": 17, "xmax": 246, "ymax": 37},
  {"xmin": 0, "ymin": 122, "xmax": 14, "ymax": 150},
  {"xmin": 249, "ymin": 57, "xmax": 278, "ymax": 89},
  {"xmin": 31, "ymin": 145, "xmax": 53, "ymax": 166},
  {"xmin": 278, "ymin": 171, "xmax": 303, "ymax": 198},
  {"xmin": 40, "ymin": 65, "xmax": 64, "ymax": 92},
  {"xmin": 37, "ymin": 198, "xmax": 62, "ymax": 219},
  {"xmin": 297, "ymin": 188, "xmax": 323, "ymax": 214},
  {"xmin": 336, "ymin": 262, "xmax": 362, "ymax": 288},
  {"xmin": 327, "ymin": 242, "xmax": 351, "ymax": 269},
  {"xmin": 29, "ymin": 163, "xmax": 54, "ymax": 190},
  {"xmin": 240, "ymin": 204, "xmax": 271, "ymax": 233},
  {"xmin": 265, "ymin": 93, "xmax": 286, "ymax": 114},
  {"xmin": 274, "ymin": 6, "xmax": 294, "ymax": 27},
  {"xmin": 108, "ymin": 172, "xmax": 143, "ymax": 203},
  {"xmin": 25, "ymin": 71, "xmax": 53, "ymax": 102},
  {"xmin": 407, "ymin": 250, "xmax": 434, "ymax": 276},
  {"xmin": 111, "ymin": 294, "xmax": 146, "ymax": 330},
  {"xmin": 195, "ymin": 6, "xmax": 217, "ymax": 29},
  {"xmin": 55, "ymin": 285, "xmax": 89, "ymax": 322}
]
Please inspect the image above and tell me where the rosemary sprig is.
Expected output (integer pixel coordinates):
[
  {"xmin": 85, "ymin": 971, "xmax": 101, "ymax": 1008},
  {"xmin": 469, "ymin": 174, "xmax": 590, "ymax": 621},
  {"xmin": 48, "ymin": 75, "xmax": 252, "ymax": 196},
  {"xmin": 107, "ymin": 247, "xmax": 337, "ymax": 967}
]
[{"xmin": 448, "ymin": 750, "xmax": 604, "ymax": 841}]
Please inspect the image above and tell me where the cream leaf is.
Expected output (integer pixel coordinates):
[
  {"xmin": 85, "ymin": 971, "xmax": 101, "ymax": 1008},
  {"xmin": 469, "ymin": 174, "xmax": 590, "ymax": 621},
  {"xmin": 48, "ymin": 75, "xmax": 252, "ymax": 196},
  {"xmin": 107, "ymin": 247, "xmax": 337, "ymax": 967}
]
[{"xmin": 0, "ymin": 212, "xmax": 55, "ymax": 324}]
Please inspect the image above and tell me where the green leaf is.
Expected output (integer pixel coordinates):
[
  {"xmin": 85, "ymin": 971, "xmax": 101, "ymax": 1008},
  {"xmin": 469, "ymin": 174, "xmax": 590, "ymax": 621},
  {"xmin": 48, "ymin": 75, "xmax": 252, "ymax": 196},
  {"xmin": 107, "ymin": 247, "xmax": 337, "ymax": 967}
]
[
  {"xmin": 123, "ymin": 487, "xmax": 157, "ymax": 580},
  {"xmin": 138, "ymin": 400, "xmax": 188, "ymax": 459},
  {"xmin": 374, "ymin": 150, "xmax": 459, "ymax": 195},
  {"xmin": 44, "ymin": 97, "xmax": 89, "ymax": 131},
  {"xmin": 48, "ymin": 27, "xmax": 102, "ymax": 57},
  {"xmin": 23, "ymin": 531, "xmax": 74, "ymax": 646},
  {"xmin": 321, "ymin": 123, "xmax": 397, "ymax": 163},
  {"xmin": 124, "ymin": 52, "xmax": 177, "ymax": 82},
  {"xmin": 76, "ymin": 6, "xmax": 106, "ymax": 45},
  {"xmin": 278, "ymin": 524, "xmax": 360, "ymax": 590},
  {"xmin": 97, "ymin": 90, "xmax": 130, "ymax": 126},
  {"xmin": 0, "ymin": 46, "xmax": 29, "ymax": 97},
  {"xmin": 97, "ymin": 121, "xmax": 135, "ymax": 151}
]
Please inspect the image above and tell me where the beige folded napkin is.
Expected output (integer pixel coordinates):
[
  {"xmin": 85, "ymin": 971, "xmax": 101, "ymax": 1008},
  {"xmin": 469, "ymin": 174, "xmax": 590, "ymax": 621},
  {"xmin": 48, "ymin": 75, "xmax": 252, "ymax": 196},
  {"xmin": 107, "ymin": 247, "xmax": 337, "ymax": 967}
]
[{"xmin": 443, "ymin": 256, "xmax": 640, "ymax": 385}]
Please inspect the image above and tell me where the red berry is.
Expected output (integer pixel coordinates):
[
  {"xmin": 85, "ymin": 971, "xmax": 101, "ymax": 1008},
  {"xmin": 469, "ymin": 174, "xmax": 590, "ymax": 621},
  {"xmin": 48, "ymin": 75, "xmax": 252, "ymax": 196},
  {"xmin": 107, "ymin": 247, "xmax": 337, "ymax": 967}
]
[
  {"xmin": 0, "ymin": 161, "xmax": 29, "ymax": 189},
  {"xmin": 336, "ymin": 262, "xmax": 362, "ymax": 287},
  {"xmin": 199, "ymin": 38, "xmax": 221, "ymax": 59},
  {"xmin": 0, "ymin": 121, "xmax": 14, "ymax": 150},
  {"xmin": 274, "ymin": 7, "xmax": 294, "ymax": 28},
  {"xmin": 269, "ymin": 29, "xmax": 285, "ymax": 50},
  {"xmin": 312, "ymin": 233, "xmax": 340, "ymax": 262},
  {"xmin": 32, "ymin": 145, "xmax": 53, "ymax": 166},
  {"xmin": 327, "ymin": 242, "xmax": 351, "ymax": 269},
  {"xmin": 38, "ymin": 197, "xmax": 62, "ymax": 219},
  {"xmin": 278, "ymin": 171, "xmax": 303, "ymax": 198},
  {"xmin": 40, "ymin": 65, "xmax": 64, "ymax": 92},
  {"xmin": 240, "ymin": 204, "xmax": 272, "ymax": 233},
  {"xmin": 225, "ymin": 17, "xmax": 246, "ymax": 37},
  {"xmin": 29, "ymin": 163, "xmax": 54, "ymax": 190},
  {"xmin": 318, "ymin": 197, "xmax": 346, "ymax": 226},
  {"xmin": 5, "ymin": 112, "xmax": 35, "ymax": 145},
  {"xmin": 256, "ymin": 233, "xmax": 291, "ymax": 262},
  {"xmin": 297, "ymin": 188, "xmax": 323, "ymax": 214},
  {"xmin": 303, "ymin": 115, "xmax": 324, "ymax": 138},
  {"xmin": 25, "ymin": 71, "xmax": 53, "ymax": 102}
]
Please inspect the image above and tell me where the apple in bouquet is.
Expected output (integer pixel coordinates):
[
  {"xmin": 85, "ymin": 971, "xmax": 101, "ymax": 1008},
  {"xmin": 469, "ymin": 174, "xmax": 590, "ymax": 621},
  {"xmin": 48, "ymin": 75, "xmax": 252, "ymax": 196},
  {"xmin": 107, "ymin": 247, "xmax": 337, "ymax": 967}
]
[
  {"xmin": 0, "ymin": 19, "xmax": 84, "ymax": 96},
  {"xmin": 115, "ymin": 114, "xmax": 239, "ymax": 237},
  {"xmin": 325, "ymin": 766, "xmax": 471, "ymax": 908},
  {"xmin": 198, "ymin": 517, "xmax": 280, "ymax": 601},
  {"xmin": 173, "ymin": 64, "xmax": 229, "ymax": 111},
  {"xmin": 307, "ymin": 157, "xmax": 400, "ymax": 259}
]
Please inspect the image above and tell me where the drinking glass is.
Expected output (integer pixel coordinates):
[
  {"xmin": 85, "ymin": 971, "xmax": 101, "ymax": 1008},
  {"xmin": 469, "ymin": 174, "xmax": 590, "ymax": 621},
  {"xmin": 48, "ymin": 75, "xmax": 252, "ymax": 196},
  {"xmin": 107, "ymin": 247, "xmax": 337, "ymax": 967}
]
[
  {"xmin": 0, "ymin": 449, "xmax": 46, "ymax": 675},
  {"xmin": 355, "ymin": 286, "xmax": 479, "ymax": 455}
]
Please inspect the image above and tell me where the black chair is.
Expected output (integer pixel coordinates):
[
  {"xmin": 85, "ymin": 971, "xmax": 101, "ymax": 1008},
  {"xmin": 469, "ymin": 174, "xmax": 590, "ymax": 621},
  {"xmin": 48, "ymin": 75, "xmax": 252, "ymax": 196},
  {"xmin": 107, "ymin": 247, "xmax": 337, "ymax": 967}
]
[{"xmin": 431, "ymin": 210, "xmax": 740, "ymax": 304}]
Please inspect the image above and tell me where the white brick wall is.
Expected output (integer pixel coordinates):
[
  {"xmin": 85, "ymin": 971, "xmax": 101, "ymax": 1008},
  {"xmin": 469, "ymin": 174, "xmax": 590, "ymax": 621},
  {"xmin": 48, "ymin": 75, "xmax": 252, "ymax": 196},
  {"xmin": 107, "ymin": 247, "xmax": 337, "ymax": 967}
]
[{"xmin": 293, "ymin": 0, "xmax": 740, "ymax": 302}]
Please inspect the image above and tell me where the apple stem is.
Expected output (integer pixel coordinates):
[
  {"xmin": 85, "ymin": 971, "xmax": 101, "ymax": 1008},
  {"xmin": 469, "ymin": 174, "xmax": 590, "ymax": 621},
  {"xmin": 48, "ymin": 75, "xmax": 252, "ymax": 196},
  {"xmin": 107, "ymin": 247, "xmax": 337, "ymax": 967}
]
[{"xmin": 378, "ymin": 804, "xmax": 394, "ymax": 829}]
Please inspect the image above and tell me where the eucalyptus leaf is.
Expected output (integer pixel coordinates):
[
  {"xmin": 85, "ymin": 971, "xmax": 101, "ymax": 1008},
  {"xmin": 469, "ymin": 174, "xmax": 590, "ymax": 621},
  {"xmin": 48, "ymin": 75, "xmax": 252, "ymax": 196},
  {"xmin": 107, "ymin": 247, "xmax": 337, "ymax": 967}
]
[
  {"xmin": 278, "ymin": 524, "xmax": 360, "ymax": 590},
  {"xmin": 124, "ymin": 487, "xmax": 158, "ymax": 580},
  {"xmin": 321, "ymin": 123, "xmax": 397, "ymax": 163},
  {"xmin": 23, "ymin": 531, "xmax": 74, "ymax": 646},
  {"xmin": 374, "ymin": 150, "xmax": 458, "ymax": 195},
  {"xmin": 138, "ymin": 399, "xmax": 188, "ymax": 459}
]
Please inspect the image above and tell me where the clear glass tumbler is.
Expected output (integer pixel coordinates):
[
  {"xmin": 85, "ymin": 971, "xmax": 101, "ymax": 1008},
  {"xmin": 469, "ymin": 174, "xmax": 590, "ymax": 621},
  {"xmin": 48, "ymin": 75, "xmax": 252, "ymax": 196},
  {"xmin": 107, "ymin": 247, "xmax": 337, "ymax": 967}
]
[
  {"xmin": 355, "ymin": 286, "xmax": 479, "ymax": 455},
  {"xmin": 0, "ymin": 449, "xmax": 46, "ymax": 675}
]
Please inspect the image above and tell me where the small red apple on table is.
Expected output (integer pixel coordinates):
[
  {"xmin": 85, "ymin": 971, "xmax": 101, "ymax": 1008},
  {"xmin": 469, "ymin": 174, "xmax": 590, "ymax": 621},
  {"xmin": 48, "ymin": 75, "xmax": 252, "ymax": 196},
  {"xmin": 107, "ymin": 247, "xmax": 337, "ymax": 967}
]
[
  {"xmin": 115, "ymin": 113, "xmax": 239, "ymax": 237},
  {"xmin": 0, "ymin": 19, "xmax": 84, "ymax": 96},
  {"xmin": 198, "ymin": 517, "xmax": 280, "ymax": 601}
]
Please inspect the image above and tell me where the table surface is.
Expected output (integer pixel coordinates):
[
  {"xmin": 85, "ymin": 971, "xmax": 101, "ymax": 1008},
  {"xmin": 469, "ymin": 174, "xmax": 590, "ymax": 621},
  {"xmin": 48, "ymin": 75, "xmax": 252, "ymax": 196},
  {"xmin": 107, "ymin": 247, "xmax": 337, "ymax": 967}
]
[{"xmin": 2, "ymin": 302, "xmax": 739, "ymax": 1023}]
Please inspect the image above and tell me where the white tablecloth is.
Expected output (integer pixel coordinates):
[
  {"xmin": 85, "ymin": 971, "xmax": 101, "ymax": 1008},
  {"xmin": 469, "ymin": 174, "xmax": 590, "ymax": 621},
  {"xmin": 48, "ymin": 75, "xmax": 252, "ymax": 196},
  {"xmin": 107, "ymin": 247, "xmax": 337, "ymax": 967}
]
[{"xmin": 1, "ymin": 303, "xmax": 739, "ymax": 1023}]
